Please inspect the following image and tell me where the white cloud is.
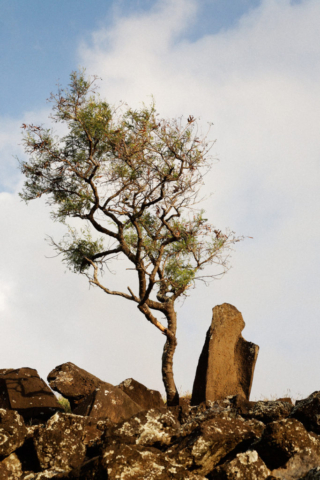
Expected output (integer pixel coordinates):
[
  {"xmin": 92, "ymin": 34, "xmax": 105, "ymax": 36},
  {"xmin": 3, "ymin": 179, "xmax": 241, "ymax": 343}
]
[{"xmin": 1, "ymin": 0, "xmax": 320, "ymax": 399}]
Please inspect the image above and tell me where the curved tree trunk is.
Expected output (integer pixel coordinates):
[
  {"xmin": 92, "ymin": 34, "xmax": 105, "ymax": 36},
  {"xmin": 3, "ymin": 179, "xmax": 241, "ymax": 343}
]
[{"xmin": 162, "ymin": 305, "xmax": 179, "ymax": 406}]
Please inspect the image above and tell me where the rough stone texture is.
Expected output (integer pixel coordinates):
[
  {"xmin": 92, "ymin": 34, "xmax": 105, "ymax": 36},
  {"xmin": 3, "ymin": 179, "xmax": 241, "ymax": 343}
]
[
  {"xmin": 242, "ymin": 400, "xmax": 293, "ymax": 424},
  {"xmin": 47, "ymin": 363, "xmax": 102, "ymax": 409},
  {"xmin": 255, "ymin": 418, "xmax": 320, "ymax": 471},
  {"xmin": 191, "ymin": 304, "xmax": 259, "ymax": 405},
  {"xmin": 301, "ymin": 467, "xmax": 320, "ymax": 479},
  {"xmin": 208, "ymin": 450, "xmax": 271, "ymax": 479},
  {"xmin": 106, "ymin": 407, "xmax": 180, "ymax": 448},
  {"xmin": 73, "ymin": 382, "xmax": 143, "ymax": 423},
  {"xmin": 167, "ymin": 415, "xmax": 264, "ymax": 476},
  {"xmin": 101, "ymin": 443, "xmax": 206, "ymax": 479},
  {"xmin": 0, "ymin": 368, "xmax": 62, "ymax": 420},
  {"xmin": 0, "ymin": 408, "xmax": 27, "ymax": 456},
  {"xmin": 290, "ymin": 391, "xmax": 320, "ymax": 433},
  {"xmin": 34, "ymin": 412, "xmax": 87, "ymax": 472},
  {"xmin": 270, "ymin": 451, "xmax": 320, "ymax": 480},
  {"xmin": 118, "ymin": 378, "xmax": 164, "ymax": 410},
  {"xmin": 0, "ymin": 453, "xmax": 23, "ymax": 479}
]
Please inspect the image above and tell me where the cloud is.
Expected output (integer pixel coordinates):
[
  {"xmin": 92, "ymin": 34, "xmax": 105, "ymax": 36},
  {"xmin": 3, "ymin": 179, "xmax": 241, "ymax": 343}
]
[{"xmin": 1, "ymin": 0, "xmax": 320, "ymax": 398}]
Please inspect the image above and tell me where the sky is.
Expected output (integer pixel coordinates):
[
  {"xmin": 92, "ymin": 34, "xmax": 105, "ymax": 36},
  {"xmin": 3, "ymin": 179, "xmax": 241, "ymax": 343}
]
[{"xmin": 1, "ymin": 0, "xmax": 319, "ymax": 402}]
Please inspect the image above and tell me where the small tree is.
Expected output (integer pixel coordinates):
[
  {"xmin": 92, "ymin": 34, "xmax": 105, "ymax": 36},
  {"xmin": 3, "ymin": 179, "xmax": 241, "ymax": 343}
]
[{"xmin": 19, "ymin": 71, "xmax": 240, "ymax": 405}]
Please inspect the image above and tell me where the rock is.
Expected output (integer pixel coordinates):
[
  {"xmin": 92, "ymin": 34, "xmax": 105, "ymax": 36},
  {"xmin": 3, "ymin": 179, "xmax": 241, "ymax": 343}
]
[
  {"xmin": 208, "ymin": 450, "xmax": 271, "ymax": 479},
  {"xmin": 254, "ymin": 418, "xmax": 320, "ymax": 470},
  {"xmin": 0, "ymin": 368, "xmax": 62, "ymax": 420},
  {"xmin": 0, "ymin": 453, "xmax": 22, "ymax": 479},
  {"xmin": 290, "ymin": 391, "xmax": 320, "ymax": 433},
  {"xmin": 191, "ymin": 304, "xmax": 259, "ymax": 405},
  {"xmin": 73, "ymin": 382, "xmax": 143, "ymax": 423},
  {"xmin": 47, "ymin": 363, "xmax": 102, "ymax": 409},
  {"xmin": 0, "ymin": 409, "xmax": 27, "ymax": 457},
  {"xmin": 301, "ymin": 467, "xmax": 320, "ymax": 479},
  {"xmin": 117, "ymin": 378, "xmax": 164, "ymax": 410},
  {"xmin": 167, "ymin": 415, "xmax": 264, "ymax": 476},
  {"xmin": 270, "ymin": 451, "xmax": 320, "ymax": 479},
  {"xmin": 101, "ymin": 443, "xmax": 206, "ymax": 479},
  {"xmin": 242, "ymin": 400, "xmax": 293, "ymax": 424},
  {"xmin": 106, "ymin": 408, "xmax": 180, "ymax": 448},
  {"xmin": 34, "ymin": 412, "xmax": 88, "ymax": 472}
]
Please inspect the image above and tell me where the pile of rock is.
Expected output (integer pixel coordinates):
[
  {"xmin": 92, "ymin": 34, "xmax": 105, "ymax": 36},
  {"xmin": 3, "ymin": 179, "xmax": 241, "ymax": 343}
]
[{"xmin": 1, "ymin": 363, "xmax": 320, "ymax": 479}]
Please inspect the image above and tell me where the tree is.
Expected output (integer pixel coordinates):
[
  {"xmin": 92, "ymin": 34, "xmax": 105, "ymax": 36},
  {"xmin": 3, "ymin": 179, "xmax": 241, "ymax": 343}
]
[{"xmin": 19, "ymin": 71, "xmax": 241, "ymax": 405}]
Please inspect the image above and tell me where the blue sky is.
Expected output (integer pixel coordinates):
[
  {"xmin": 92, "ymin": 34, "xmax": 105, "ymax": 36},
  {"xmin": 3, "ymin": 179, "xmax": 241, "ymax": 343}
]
[{"xmin": 1, "ymin": 0, "xmax": 320, "ymax": 401}]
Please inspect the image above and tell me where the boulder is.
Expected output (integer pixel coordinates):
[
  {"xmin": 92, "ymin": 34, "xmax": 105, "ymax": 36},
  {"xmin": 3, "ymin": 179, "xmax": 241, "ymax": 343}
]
[
  {"xmin": 301, "ymin": 467, "xmax": 320, "ymax": 479},
  {"xmin": 191, "ymin": 304, "xmax": 259, "ymax": 405},
  {"xmin": 117, "ymin": 378, "xmax": 164, "ymax": 410},
  {"xmin": 34, "ymin": 412, "xmax": 88, "ymax": 472},
  {"xmin": 0, "ymin": 453, "xmax": 22, "ymax": 479},
  {"xmin": 290, "ymin": 391, "xmax": 320, "ymax": 433},
  {"xmin": 0, "ymin": 368, "xmax": 62, "ymax": 420},
  {"xmin": 106, "ymin": 407, "xmax": 180, "ymax": 448},
  {"xmin": 0, "ymin": 409, "xmax": 27, "ymax": 457},
  {"xmin": 254, "ymin": 418, "xmax": 320, "ymax": 470},
  {"xmin": 270, "ymin": 451, "xmax": 320, "ymax": 480},
  {"xmin": 47, "ymin": 363, "xmax": 101, "ymax": 409},
  {"xmin": 101, "ymin": 443, "xmax": 206, "ymax": 479},
  {"xmin": 73, "ymin": 382, "xmax": 143, "ymax": 423},
  {"xmin": 242, "ymin": 400, "xmax": 293, "ymax": 424},
  {"xmin": 208, "ymin": 450, "xmax": 271, "ymax": 479},
  {"xmin": 167, "ymin": 415, "xmax": 264, "ymax": 476}
]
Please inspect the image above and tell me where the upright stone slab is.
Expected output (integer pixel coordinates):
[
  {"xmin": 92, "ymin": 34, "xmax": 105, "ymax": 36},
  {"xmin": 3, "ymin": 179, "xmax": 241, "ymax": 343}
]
[{"xmin": 191, "ymin": 303, "xmax": 259, "ymax": 405}]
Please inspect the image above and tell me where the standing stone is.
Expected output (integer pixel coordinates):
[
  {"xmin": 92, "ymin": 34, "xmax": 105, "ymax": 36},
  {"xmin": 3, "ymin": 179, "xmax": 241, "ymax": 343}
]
[{"xmin": 191, "ymin": 304, "xmax": 259, "ymax": 405}]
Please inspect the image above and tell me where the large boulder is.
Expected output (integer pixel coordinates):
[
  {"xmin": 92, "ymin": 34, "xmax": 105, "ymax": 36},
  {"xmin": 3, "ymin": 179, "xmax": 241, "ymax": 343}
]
[
  {"xmin": 73, "ymin": 382, "xmax": 143, "ymax": 423},
  {"xmin": 254, "ymin": 418, "xmax": 320, "ymax": 471},
  {"xmin": 290, "ymin": 391, "xmax": 320, "ymax": 433},
  {"xmin": 0, "ymin": 368, "xmax": 62, "ymax": 420},
  {"xmin": 47, "ymin": 362, "xmax": 101, "ymax": 409},
  {"xmin": 0, "ymin": 409, "xmax": 27, "ymax": 457},
  {"xmin": 208, "ymin": 450, "xmax": 270, "ymax": 479},
  {"xmin": 167, "ymin": 415, "xmax": 264, "ymax": 476},
  {"xmin": 191, "ymin": 304, "xmax": 259, "ymax": 405},
  {"xmin": 117, "ymin": 378, "xmax": 164, "ymax": 410}
]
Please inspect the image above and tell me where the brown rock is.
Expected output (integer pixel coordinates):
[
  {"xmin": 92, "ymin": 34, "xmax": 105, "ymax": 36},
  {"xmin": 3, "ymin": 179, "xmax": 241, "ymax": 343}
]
[
  {"xmin": 47, "ymin": 363, "xmax": 101, "ymax": 409},
  {"xmin": 242, "ymin": 400, "xmax": 293, "ymax": 424},
  {"xmin": 0, "ymin": 409, "xmax": 27, "ymax": 457},
  {"xmin": 270, "ymin": 451, "xmax": 320, "ymax": 480},
  {"xmin": 0, "ymin": 368, "xmax": 62, "ymax": 420},
  {"xmin": 208, "ymin": 450, "xmax": 270, "ymax": 479},
  {"xmin": 34, "ymin": 412, "xmax": 87, "ymax": 472},
  {"xmin": 191, "ymin": 304, "xmax": 259, "ymax": 405},
  {"xmin": 73, "ymin": 382, "xmax": 143, "ymax": 423},
  {"xmin": 117, "ymin": 378, "xmax": 164, "ymax": 410},
  {"xmin": 255, "ymin": 418, "xmax": 320, "ymax": 470},
  {"xmin": 101, "ymin": 443, "xmax": 206, "ymax": 479},
  {"xmin": 106, "ymin": 408, "xmax": 180, "ymax": 448},
  {"xmin": 291, "ymin": 391, "xmax": 320, "ymax": 433},
  {"xmin": 167, "ymin": 415, "xmax": 264, "ymax": 476},
  {"xmin": 0, "ymin": 453, "xmax": 22, "ymax": 479}
]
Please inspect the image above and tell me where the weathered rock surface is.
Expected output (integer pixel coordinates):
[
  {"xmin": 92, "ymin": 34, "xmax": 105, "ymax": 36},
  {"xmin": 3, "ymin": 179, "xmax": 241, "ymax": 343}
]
[
  {"xmin": 73, "ymin": 382, "xmax": 143, "ymax": 423},
  {"xmin": 242, "ymin": 400, "xmax": 293, "ymax": 424},
  {"xmin": 270, "ymin": 451, "xmax": 320, "ymax": 480},
  {"xmin": 0, "ymin": 368, "xmax": 61, "ymax": 420},
  {"xmin": 255, "ymin": 418, "xmax": 320, "ymax": 470},
  {"xmin": 290, "ymin": 391, "xmax": 320, "ymax": 434},
  {"xmin": 0, "ymin": 408, "xmax": 27, "ymax": 457},
  {"xmin": 47, "ymin": 363, "xmax": 101, "ymax": 409},
  {"xmin": 191, "ymin": 304, "xmax": 259, "ymax": 405},
  {"xmin": 106, "ymin": 407, "xmax": 180, "ymax": 448},
  {"xmin": 167, "ymin": 415, "xmax": 264, "ymax": 476},
  {"xmin": 208, "ymin": 450, "xmax": 271, "ymax": 479},
  {"xmin": 0, "ymin": 452, "xmax": 22, "ymax": 479},
  {"xmin": 118, "ymin": 377, "xmax": 164, "ymax": 410},
  {"xmin": 301, "ymin": 467, "xmax": 320, "ymax": 479}
]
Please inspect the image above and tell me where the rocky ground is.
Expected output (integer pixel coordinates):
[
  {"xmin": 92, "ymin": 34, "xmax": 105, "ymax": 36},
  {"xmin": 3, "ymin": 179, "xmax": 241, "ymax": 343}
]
[{"xmin": 1, "ymin": 363, "xmax": 320, "ymax": 479}]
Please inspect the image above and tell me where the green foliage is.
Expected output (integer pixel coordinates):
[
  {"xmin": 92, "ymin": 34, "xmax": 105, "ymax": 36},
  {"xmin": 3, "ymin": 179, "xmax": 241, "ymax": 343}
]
[{"xmin": 57, "ymin": 395, "xmax": 71, "ymax": 413}]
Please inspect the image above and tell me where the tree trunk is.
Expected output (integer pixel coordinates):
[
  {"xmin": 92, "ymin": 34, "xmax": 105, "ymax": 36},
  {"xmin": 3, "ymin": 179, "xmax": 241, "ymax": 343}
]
[{"xmin": 162, "ymin": 305, "xmax": 179, "ymax": 406}]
